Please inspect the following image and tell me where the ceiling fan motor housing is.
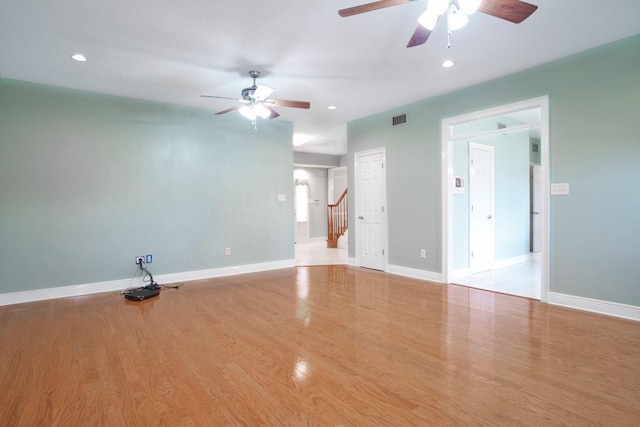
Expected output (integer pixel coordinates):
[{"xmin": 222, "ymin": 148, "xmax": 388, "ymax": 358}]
[{"xmin": 241, "ymin": 86, "xmax": 257, "ymax": 101}]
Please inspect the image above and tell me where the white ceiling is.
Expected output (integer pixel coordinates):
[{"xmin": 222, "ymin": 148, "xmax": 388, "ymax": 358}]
[{"xmin": 2, "ymin": 0, "xmax": 639, "ymax": 155}]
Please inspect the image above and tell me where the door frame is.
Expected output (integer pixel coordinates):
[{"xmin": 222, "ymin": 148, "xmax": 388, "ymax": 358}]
[
  {"xmin": 468, "ymin": 142, "xmax": 495, "ymax": 274},
  {"xmin": 354, "ymin": 147, "xmax": 388, "ymax": 270},
  {"xmin": 530, "ymin": 163, "xmax": 543, "ymax": 253},
  {"xmin": 441, "ymin": 96, "xmax": 550, "ymax": 302}
]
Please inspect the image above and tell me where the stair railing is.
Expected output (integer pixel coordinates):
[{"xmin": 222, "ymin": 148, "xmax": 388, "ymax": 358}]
[{"xmin": 327, "ymin": 188, "xmax": 348, "ymax": 248}]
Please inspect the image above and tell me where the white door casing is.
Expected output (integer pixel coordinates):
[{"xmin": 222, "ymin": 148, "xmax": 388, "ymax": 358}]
[
  {"xmin": 469, "ymin": 143, "xmax": 495, "ymax": 274},
  {"xmin": 441, "ymin": 96, "xmax": 550, "ymax": 302},
  {"xmin": 531, "ymin": 164, "xmax": 542, "ymax": 253},
  {"xmin": 355, "ymin": 148, "xmax": 387, "ymax": 271}
]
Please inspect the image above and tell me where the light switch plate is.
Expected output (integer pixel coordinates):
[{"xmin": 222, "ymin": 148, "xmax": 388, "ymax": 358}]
[
  {"xmin": 551, "ymin": 183, "xmax": 570, "ymax": 195},
  {"xmin": 277, "ymin": 193, "xmax": 286, "ymax": 201}
]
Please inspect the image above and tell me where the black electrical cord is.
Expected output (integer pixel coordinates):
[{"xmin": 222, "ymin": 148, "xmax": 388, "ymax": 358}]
[
  {"xmin": 121, "ymin": 260, "xmax": 181, "ymax": 296},
  {"xmin": 139, "ymin": 260, "xmax": 160, "ymax": 290}
]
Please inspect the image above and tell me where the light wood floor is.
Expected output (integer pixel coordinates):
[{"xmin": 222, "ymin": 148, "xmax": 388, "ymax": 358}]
[{"xmin": 1, "ymin": 266, "xmax": 639, "ymax": 425}]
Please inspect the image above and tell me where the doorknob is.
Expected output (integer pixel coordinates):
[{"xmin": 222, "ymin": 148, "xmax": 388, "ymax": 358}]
[
  {"xmin": 487, "ymin": 215, "xmax": 492, "ymax": 219},
  {"xmin": 358, "ymin": 216, "xmax": 364, "ymax": 220}
]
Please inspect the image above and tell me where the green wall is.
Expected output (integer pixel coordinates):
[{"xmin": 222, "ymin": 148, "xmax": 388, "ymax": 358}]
[
  {"xmin": 0, "ymin": 79, "xmax": 294, "ymax": 293},
  {"xmin": 347, "ymin": 34, "xmax": 640, "ymax": 306}
]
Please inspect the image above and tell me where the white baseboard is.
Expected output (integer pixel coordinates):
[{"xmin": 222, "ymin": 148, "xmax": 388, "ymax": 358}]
[
  {"xmin": 156, "ymin": 259, "xmax": 295, "ymax": 284},
  {"xmin": 548, "ymin": 292, "xmax": 640, "ymax": 322},
  {"xmin": 0, "ymin": 259, "xmax": 296, "ymax": 307},
  {"xmin": 387, "ymin": 264, "xmax": 443, "ymax": 283}
]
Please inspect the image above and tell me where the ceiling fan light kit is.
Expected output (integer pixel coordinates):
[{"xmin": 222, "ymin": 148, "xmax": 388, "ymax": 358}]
[
  {"xmin": 446, "ymin": 3, "xmax": 470, "ymax": 31},
  {"xmin": 240, "ymin": 103, "xmax": 271, "ymax": 121},
  {"xmin": 339, "ymin": 0, "xmax": 538, "ymax": 48}
]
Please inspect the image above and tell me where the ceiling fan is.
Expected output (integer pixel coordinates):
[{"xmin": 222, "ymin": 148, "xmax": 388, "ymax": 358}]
[
  {"xmin": 200, "ymin": 71, "xmax": 311, "ymax": 122},
  {"xmin": 339, "ymin": 0, "xmax": 538, "ymax": 48}
]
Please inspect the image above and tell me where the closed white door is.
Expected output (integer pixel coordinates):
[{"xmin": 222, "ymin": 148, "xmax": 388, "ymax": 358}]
[
  {"xmin": 469, "ymin": 143, "xmax": 494, "ymax": 274},
  {"xmin": 355, "ymin": 149, "xmax": 386, "ymax": 271}
]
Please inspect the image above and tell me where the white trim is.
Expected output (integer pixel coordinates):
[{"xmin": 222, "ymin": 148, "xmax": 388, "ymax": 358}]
[
  {"xmin": 387, "ymin": 265, "xmax": 443, "ymax": 283},
  {"xmin": 548, "ymin": 292, "xmax": 640, "ymax": 322},
  {"xmin": 155, "ymin": 259, "xmax": 295, "ymax": 284},
  {"xmin": 441, "ymin": 96, "xmax": 550, "ymax": 304},
  {"xmin": 0, "ymin": 259, "xmax": 296, "ymax": 307},
  {"xmin": 0, "ymin": 277, "xmax": 138, "ymax": 306}
]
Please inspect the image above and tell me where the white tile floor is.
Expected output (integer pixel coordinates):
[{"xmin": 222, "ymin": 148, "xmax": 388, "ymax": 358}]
[
  {"xmin": 453, "ymin": 257, "xmax": 541, "ymax": 299},
  {"xmin": 295, "ymin": 238, "xmax": 347, "ymax": 266},
  {"xmin": 296, "ymin": 238, "xmax": 540, "ymax": 300}
]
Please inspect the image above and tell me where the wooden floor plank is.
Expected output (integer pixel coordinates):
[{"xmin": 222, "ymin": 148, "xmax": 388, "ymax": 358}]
[{"xmin": 1, "ymin": 265, "xmax": 639, "ymax": 425}]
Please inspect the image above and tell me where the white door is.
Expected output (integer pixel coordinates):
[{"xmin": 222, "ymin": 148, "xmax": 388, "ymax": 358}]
[
  {"xmin": 531, "ymin": 164, "xmax": 542, "ymax": 253},
  {"xmin": 469, "ymin": 143, "xmax": 494, "ymax": 274},
  {"xmin": 355, "ymin": 149, "xmax": 387, "ymax": 271}
]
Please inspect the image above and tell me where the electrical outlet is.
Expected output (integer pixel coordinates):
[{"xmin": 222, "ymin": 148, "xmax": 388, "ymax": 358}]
[
  {"xmin": 135, "ymin": 256, "xmax": 144, "ymax": 265},
  {"xmin": 225, "ymin": 247, "xmax": 231, "ymax": 256},
  {"xmin": 145, "ymin": 254, "xmax": 152, "ymax": 263},
  {"xmin": 420, "ymin": 249, "xmax": 426, "ymax": 258}
]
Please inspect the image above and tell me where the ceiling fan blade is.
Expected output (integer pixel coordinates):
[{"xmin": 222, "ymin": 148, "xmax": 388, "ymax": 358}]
[
  {"xmin": 339, "ymin": 0, "xmax": 415, "ymax": 17},
  {"xmin": 478, "ymin": 0, "xmax": 538, "ymax": 24},
  {"xmin": 264, "ymin": 105, "xmax": 280, "ymax": 119},
  {"xmin": 200, "ymin": 95, "xmax": 240, "ymax": 101},
  {"xmin": 215, "ymin": 105, "xmax": 243, "ymax": 115},
  {"xmin": 252, "ymin": 85, "xmax": 274, "ymax": 101},
  {"xmin": 266, "ymin": 99, "xmax": 311, "ymax": 109},
  {"xmin": 406, "ymin": 24, "xmax": 433, "ymax": 48}
]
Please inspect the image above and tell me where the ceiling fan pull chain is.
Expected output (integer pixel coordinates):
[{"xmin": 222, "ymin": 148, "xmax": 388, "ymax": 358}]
[{"xmin": 447, "ymin": 7, "xmax": 452, "ymax": 48}]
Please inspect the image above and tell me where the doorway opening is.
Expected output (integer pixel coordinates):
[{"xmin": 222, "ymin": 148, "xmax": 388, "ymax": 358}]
[
  {"xmin": 442, "ymin": 97, "xmax": 549, "ymax": 301},
  {"xmin": 294, "ymin": 167, "xmax": 347, "ymax": 266}
]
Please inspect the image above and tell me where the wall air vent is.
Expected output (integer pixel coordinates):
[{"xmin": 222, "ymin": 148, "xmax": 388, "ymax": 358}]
[
  {"xmin": 392, "ymin": 114, "xmax": 407, "ymax": 127},
  {"xmin": 497, "ymin": 122, "xmax": 507, "ymax": 129}
]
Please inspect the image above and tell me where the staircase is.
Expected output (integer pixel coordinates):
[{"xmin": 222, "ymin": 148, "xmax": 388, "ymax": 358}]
[{"xmin": 327, "ymin": 188, "xmax": 347, "ymax": 248}]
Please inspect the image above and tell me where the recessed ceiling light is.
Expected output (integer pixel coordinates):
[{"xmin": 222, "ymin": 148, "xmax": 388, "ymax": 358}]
[
  {"xmin": 71, "ymin": 53, "xmax": 87, "ymax": 62},
  {"xmin": 327, "ymin": 105, "xmax": 337, "ymax": 110},
  {"xmin": 442, "ymin": 59, "xmax": 455, "ymax": 68}
]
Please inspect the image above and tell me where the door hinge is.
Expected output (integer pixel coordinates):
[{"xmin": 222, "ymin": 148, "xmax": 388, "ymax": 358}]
[
  {"xmin": 471, "ymin": 251, "xmax": 474, "ymax": 257},
  {"xmin": 382, "ymin": 249, "xmax": 384, "ymax": 255},
  {"xmin": 382, "ymin": 205, "xmax": 384, "ymax": 212},
  {"xmin": 382, "ymin": 162, "xmax": 384, "ymax": 168},
  {"xmin": 470, "ymin": 159, "xmax": 474, "ymax": 166}
]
